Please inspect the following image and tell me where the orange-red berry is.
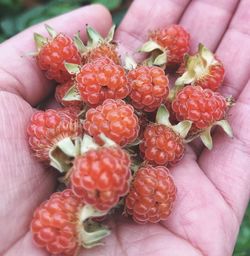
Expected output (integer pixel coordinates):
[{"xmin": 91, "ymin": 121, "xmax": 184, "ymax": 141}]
[
  {"xmin": 27, "ymin": 107, "xmax": 82, "ymax": 161},
  {"xmin": 172, "ymin": 86, "xmax": 227, "ymax": 130},
  {"xmin": 31, "ymin": 189, "xmax": 83, "ymax": 256},
  {"xmin": 140, "ymin": 124, "xmax": 184, "ymax": 166},
  {"xmin": 83, "ymin": 43, "xmax": 120, "ymax": 65},
  {"xmin": 84, "ymin": 99, "xmax": 139, "ymax": 146},
  {"xmin": 37, "ymin": 34, "xmax": 81, "ymax": 83},
  {"xmin": 150, "ymin": 24, "xmax": 190, "ymax": 65},
  {"xmin": 128, "ymin": 66, "xmax": 169, "ymax": 112},
  {"xmin": 70, "ymin": 146, "xmax": 131, "ymax": 211},
  {"xmin": 125, "ymin": 165, "xmax": 176, "ymax": 224},
  {"xmin": 76, "ymin": 57, "xmax": 130, "ymax": 107}
]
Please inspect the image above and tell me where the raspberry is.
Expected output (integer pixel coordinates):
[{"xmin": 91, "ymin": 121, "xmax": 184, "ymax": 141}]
[
  {"xmin": 27, "ymin": 107, "xmax": 82, "ymax": 162},
  {"xmin": 172, "ymin": 86, "xmax": 227, "ymax": 130},
  {"xmin": 30, "ymin": 189, "xmax": 83, "ymax": 256},
  {"xmin": 55, "ymin": 81, "xmax": 83, "ymax": 108},
  {"xmin": 70, "ymin": 146, "xmax": 131, "ymax": 211},
  {"xmin": 140, "ymin": 24, "xmax": 190, "ymax": 66},
  {"xmin": 83, "ymin": 43, "xmax": 120, "ymax": 65},
  {"xmin": 76, "ymin": 57, "xmax": 130, "ymax": 107},
  {"xmin": 35, "ymin": 30, "xmax": 81, "ymax": 83},
  {"xmin": 84, "ymin": 99, "xmax": 139, "ymax": 146},
  {"xmin": 175, "ymin": 44, "xmax": 225, "ymax": 91},
  {"xmin": 125, "ymin": 165, "xmax": 176, "ymax": 224},
  {"xmin": 140, "ymin": 124, "xmax": 184, "ymax": 166},
  {"xmin": 150, "ymin": 25, "xmax": 190, "ymax": 65},
  {"xmin": 127, "ymin": 66, "xmax": 169, "ymax": 112},
  {"xmin": 195, "ymin": 64, "xmax": 224, "ymax": 91}
]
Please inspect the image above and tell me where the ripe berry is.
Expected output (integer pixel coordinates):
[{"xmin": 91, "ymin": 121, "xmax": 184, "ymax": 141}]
[
  {"xmin": 127, "ymin": 66, "xmax": 169, "ymax": 112},
  {"xmin": 83, "ymin": 43, "xmax": 120, "ymax": 65},
  {"xmin": 140, "ymin": 124, "xmax": 184, "ymax": 166},
  {"xmin": 35, "ymin": 26, "xmax": 81, "ymax": 83},
  {"xmin": 175, "ymin": 44, "xmax": 225, "ymax": 91},
  {"xmin": 76, "ymin": 57, "xmax": 130, "ymax": 107},
  {"xmin": 84, "ymin": 99, "xmax": 139, "ymax": 146},
  {"xmin": 55, "ymin": 81, "xmax": 82, "ymax": 108},
  {"xmin": 125, "ymin": 165, "xmax": 176, "ymax": 224},
  {"xmin": 31, "ymin": 189, "xmax": 110, "ymax": 255},
  {"xmin": 70, "ymin": 146, "xmax": 131, "ymax": 211},
  {"xmin": 27, "ymin": 107, "xmax": 82, "ymax": 162},
  {"xmin": 172, "ymin": 85, "xmax": 227, "ymax": 130},
  {"xmin": 140, "ymin": 24, "xmax": 190, "ymax": 66},
  {"xmin": 74, "ymin": 25, "xmax": 120, "ymax": 65},
  {"xmin": 31, "ymin": 189, "xmax": 83, "ymax": 255}
]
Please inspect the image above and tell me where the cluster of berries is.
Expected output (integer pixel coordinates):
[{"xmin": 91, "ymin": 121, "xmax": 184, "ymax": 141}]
[{"xmin": 27, "ymin": 23, "xmax": 233, "ymax": 255}]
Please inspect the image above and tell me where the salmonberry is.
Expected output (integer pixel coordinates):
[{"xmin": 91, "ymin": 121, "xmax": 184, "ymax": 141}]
[
  {"xmin": 140, "ymin": 124, "xmax": 184, "ymax": 166},
  {"xmin": 34, "ymin": 25, "xmax": 81, "ymax": 83},
  {"xmin": 125, "ymin": 165, "xmax": 176, "ymax": 224},
  {"xmin": 140, "ymin": 24, "xmax": 190, "ymax": 66},
  {"xmin": 70, "ymin": 146, "xmax": 131, "ymax": 211},
  {"xmin": 27, "ymin": 107, "xmax": 82, "ymax": 170},
  {"xmin": 128, "ymin": 66, "xmax": 169, "ymax": 112},
  {"xmin": 73, "ymin": 57, "xmax": 129, "ymax": 107},
  {"xmin": 31, "ymin": 189, "xmax": 109, "ymax": 256},
  {"xmin": 172, "ymin": 86, "xmax": 227, "ymax": 130},
  {"xmin": 84, "ymin": 99, "xmax": 139, "ymax": 146},
  {"xmin": 175, "ymin": 44, "xmax": 225, "ymax": 91},
  {"xmin": 74, "ymin": 25, "xmax": 120, "ymax": 65}
]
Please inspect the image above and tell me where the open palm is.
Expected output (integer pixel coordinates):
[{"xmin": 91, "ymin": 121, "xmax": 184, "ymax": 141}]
[{"xmin": 0, "ymin": 1, "xmax": 249, "ymax": 255}]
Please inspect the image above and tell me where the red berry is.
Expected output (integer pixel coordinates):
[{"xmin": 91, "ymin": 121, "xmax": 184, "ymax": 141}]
[
  {"xmin": 172, "ymin": 86, "xmax": 227, "ymax": 130},
  {"xmin": 70, "ymin": 146, "xmax": 131, "ymax": 211},
  {"xmin": 128, "ymin": 66, "xmax": 169, "ymax": 112},
  {"xmin": 30, "ymin": 189, "xmax": 83, "ymax": 256},
  {"xmin": 140, "ymin": 124, "xmax": 184, "ymax": 166},
  {"xmin": 55, "ymin": 81, "xmax": 82, "ymax": 108},
  {"xmin": 125, "ymin": 165, "xmax": 176, "ymax": 224},
  {"xmin": 175, "ymin": 44, "xmax": 225, "ymax": 91},
  {"xmin": 76, "ymin": 57, "xmax": 130, "ymax": 107},
  {"xmin": 84, "ymin": 99, "xmax": 139, "ymax": 146},
  {"xmin": 37, "ymin": 34, "xmax": 81, "ymax": 83},
  {"xmin": 83, "ymin": 43, "xmax": 120, "ymax": 65},
  {"xmin": 195, "ymin": 63, "xmax": 225, "ymax": 91},
  {"xmin": 27, "ymin": 107, "xmax": 82, "ymax": 161},
  {"xmin": 150, "ymin": 24, "xmax": 190, "ymax": 65}
]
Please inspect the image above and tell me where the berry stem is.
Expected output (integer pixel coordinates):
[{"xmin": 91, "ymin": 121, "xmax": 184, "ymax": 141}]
[{"xmin": 80, "ymin": 134, "xmax": 99, "ymax": 155}]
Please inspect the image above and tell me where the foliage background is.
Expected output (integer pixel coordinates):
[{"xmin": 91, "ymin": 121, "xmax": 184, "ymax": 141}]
[{"xmin": 0, "ymin": 0, "xmax": 249, "ymax": 254}]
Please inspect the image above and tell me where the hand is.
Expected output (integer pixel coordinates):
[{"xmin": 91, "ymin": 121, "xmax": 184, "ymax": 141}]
[{"xmin": 0, "ymin": 1, "xmax": 249, "ymax": 255}]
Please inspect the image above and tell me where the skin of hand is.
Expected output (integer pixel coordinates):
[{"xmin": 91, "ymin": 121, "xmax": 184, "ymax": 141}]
[{"xmin": 0, "ymin": 1, "xmax": 249, "ymax": 255}]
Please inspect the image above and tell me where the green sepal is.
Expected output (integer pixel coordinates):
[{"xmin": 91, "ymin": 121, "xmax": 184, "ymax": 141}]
[
  {"xmin": 62, "ymin": 85, "xmax": 81, "ymax": 102},
  {"xmin": 200, "ymin": 127, "xmax": 213, "ymax": 150},
  {"xmin": 86, "ymin": 26, "xmax": 104, "ymax": 47},
  {"xmin": 153, "ymin": 51, "xmax": 167, "ymax": 66},
  {"xmin": 214, "ymin": 120, "xmax": 233, "ymax": 138},
  {"xmin": 99, "ymin": 133, "xmax": 117, "ymax": 147},
  {"xmin": 139, "ymin": 40, "xmax": 163, "ymax": 53},
  {"xmin": 64, "ymin": 62, "xmax": 81, "ymax": 75},
  {"xmin": 80, "ymin": 134, "xmax": 99, "ymax": 155},
  {"xmin": 124, "ymin": 55, "xmax": 137, "ymax": 70},
  {"xmin": 73, "ymin": 32, "xmax": 88, "ymax": 54},
  {"xmin": 106, "ymin": 25, "xmax": 116, "ymax": 43},
  {"xmin": 34, "ymin": 33, "xmax": 47, "ymax": 51},
  {"xmin": 45, "ymin": 24, "xmax": 57, "ymax": 39},
  {"xmin": 172, "ymin": 120, "xmax": 192, "ymax": 138},
  {"xmin": 78, "ymin": 205, "xmax": 110, "ymax": 248},
  {"xmin": 156, "ymin": 105, "xmax": 171, "ymax": 127},
  {"xmin": 49, "ymin": 137, "xmax": 81, "ymax": 173}
]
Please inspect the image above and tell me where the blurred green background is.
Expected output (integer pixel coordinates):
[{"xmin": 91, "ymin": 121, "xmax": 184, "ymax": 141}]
[{"xmin": 0, "ymin": 0, "xmax": 249, "ymax": 255}]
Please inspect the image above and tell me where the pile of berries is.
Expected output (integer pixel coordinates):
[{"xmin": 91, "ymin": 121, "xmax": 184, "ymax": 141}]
[{"xmin": 28, "ymin": 23, "xmax": 233, "ymax": 255}]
